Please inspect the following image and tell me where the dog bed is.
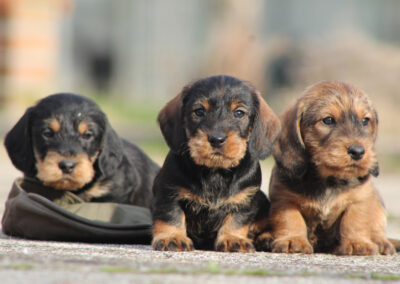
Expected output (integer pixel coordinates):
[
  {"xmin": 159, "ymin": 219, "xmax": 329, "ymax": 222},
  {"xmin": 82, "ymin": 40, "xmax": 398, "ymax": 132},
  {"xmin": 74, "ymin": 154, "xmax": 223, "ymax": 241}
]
[{"xmin": 1, "ymin": 178, "xmax": 152, "ymax": 244}]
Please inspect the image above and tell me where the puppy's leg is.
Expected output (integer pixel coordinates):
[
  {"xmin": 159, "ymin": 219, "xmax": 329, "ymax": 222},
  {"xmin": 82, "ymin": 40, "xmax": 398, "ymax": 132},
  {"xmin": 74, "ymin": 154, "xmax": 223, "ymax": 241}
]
[
  {"xmin": 335, "ymin": 189, "xmax": 395, "ymax": 256},
  {"xmin": 152, "ymin": 207, "xmax": 194, "ymax": 252},
  {"xmin": 269, "ymin": 202, "xmax": 313, "ymax": 254},
  {"xmin": 215, "ymin": 213, "xmax": 255, "ymax": 253},
  {"xmin": 251, "ymin": 191, "xmax": 273, "ymax": 251}
]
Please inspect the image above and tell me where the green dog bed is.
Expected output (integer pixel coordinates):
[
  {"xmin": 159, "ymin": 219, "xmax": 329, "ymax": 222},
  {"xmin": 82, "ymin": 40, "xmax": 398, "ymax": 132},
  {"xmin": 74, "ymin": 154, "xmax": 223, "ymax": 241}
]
[{"xmin": 1, "ymin": 178, "xmax": 153, "ymax": 244}]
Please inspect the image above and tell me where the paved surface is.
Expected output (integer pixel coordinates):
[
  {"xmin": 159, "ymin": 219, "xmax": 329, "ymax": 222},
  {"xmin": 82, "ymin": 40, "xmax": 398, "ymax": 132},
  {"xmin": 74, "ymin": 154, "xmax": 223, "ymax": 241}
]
[{"xmin": 0, "ymin": 145, "xmax": 399, "ymax": 283}]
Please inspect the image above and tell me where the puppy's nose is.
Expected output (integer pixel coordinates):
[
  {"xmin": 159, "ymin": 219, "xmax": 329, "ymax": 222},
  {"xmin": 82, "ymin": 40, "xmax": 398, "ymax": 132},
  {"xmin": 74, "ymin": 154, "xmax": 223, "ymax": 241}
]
[
  {"xmin": 58, "ymin": 160, "xmax": 77, "ymax": 174},
  {"xmin": 347, "ymin": 145, "xmax": 365, "ymax": 161},
  {"xmin": 208, "ymin": 134, "xmax": 226, "ymax": 148}
]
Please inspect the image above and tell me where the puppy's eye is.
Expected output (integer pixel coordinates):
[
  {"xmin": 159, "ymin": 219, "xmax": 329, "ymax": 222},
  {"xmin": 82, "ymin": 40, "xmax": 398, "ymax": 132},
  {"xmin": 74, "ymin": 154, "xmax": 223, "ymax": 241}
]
[
  {"xmin": 81, "ymin": 131, "xmax": 94, "ymax": 140},
  {"xmin": 362, "ymin": 117, "xmax": 370, "ymax": 126},
  {"xmin": 322, "ymin": 117, "xmax": 336, "ymax": 126},
  {"xmin": 194, "ymin": 108, "xmax": 206, "ymax": 117},
  {"xmin": 42, "ymin": 128, "xmax": 54, "ymax": 138},
  {"xmin": 233, "ymin": 109, "xmax": 245, "ymax": 118}
]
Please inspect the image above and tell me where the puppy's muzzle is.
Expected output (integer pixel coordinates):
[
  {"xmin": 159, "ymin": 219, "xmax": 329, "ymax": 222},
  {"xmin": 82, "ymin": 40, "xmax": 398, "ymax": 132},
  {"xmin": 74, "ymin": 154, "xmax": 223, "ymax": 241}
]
[
  {"xmin": 347, "ymin": 145, "xmax": 365, "ymax": 161},
  {"xmin": 58, "ymin": 160, "xmax": 77, "ymax": 174},
  {"xmin": 208, "ymin": 133, "xmax": 227, "ymax": 149}
]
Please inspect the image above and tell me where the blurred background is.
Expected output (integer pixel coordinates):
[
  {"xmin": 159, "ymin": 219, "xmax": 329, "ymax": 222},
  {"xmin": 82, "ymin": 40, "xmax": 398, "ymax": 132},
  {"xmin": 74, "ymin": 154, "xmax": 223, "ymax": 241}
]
[{"xmin": 0, "ymin": 0, "xmax": 399, "ymax": 223}]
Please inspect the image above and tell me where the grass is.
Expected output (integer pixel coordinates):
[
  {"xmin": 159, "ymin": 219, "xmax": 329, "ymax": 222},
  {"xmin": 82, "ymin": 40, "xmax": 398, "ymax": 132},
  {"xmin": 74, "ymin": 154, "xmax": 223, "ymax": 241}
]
[
  {"xmin": 100, "ymin": 266, "xmax": 138, "ymax": 273},
  {"xmin": 100, "ymin": 262, "xmax": 400, "ymax": 281},
  {"xmin": 4, "ymin": 262, "xmax": 399, "ymax": 281},
  {"xmin": 100, "ymin": 262, "xmax": 284, "ymax": 277},
  {"xmin": 8, "ymin": 263, "xmax": 34, "ymax": 270},
  {"xmin": 348, "ymin": 272, "xmax": 400, "ymax": 281},
  {"xmin": 371, "ymin": 272, "xmax": 400, "ymax": 281}
]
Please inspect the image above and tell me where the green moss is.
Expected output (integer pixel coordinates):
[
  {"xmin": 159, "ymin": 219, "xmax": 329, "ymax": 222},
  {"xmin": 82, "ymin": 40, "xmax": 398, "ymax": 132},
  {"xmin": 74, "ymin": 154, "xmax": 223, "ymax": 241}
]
[
  {"xmin": 205, "ymin": 262, "xmax": 221, "ymax": 274},
  {"xmin": 371, "ymin": 272, "xmax": 400, "ymax": 280},
  {"xmin": 9, "ymin": 263, "xmax": 34, "ymax": 270},
  {"xmin": 241, "ymin": 269, "xmax": 280, "ymax": 276},
  {"xmin": 347, "ymin": 272, "xmax": 400, "ymax": 281},
  {"xmin": 100, "ymin": 266, "xmax": 138, "ymax": 273},
  {"xmin": 347, "ymin": 273, "xmax": 365, "ymax": 279}
]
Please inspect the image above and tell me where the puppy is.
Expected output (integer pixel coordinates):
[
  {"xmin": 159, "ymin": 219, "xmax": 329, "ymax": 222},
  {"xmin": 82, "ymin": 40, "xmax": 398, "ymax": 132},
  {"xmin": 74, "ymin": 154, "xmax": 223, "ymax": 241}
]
[
  {"xmin": 4, "ymin": 93, "xmax": 160, "ymax": 207},
  {"xmin": 260, "ymin": 81, "xmax": 396, "ymax": 255},
  {"xmin": 151, "ymin": 75, "xmax": 281, "ymax": 252}
]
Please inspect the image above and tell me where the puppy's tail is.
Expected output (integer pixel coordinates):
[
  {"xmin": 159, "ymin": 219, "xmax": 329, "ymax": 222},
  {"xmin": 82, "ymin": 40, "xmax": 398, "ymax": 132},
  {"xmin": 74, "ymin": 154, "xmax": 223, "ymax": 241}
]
[{"xmin": 389, "ymin": 239, "xmax": 400, "ymax": 251}]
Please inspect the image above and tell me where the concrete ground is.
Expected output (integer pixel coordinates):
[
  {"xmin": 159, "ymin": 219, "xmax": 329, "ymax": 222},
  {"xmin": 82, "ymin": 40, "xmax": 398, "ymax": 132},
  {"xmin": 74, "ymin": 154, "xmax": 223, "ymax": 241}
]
[{"xmin": 0, "ymin": 146, "xmax": 399, "ymax": 283}]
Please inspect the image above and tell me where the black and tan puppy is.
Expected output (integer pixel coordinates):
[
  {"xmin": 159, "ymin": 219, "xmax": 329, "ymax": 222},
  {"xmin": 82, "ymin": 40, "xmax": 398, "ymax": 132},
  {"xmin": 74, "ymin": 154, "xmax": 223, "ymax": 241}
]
[
  {"xmin": 4, "ymin": 93, "xmax": 159, "ymax": 206},
  {"xmin": 151, "ymin": 75, "xmax": 281, "ymax": 252},
  {"xmin": 258, "ymin": 81, "xmax": 397, "ymax": 255}
]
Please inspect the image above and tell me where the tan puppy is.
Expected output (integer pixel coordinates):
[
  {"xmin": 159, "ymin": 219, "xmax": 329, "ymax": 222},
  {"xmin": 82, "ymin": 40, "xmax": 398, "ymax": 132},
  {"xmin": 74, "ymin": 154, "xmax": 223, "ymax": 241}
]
[{"xmin": 259, "ymin": 81, "xmax": 396, "ymax": 255}]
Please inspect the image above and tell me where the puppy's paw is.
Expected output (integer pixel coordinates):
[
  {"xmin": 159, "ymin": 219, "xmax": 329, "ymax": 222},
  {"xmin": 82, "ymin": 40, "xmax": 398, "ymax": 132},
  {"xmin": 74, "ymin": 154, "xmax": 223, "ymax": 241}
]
[
  {"xmin": 255, "ymin": 232, "xmax": 273, "ymax": 251},
  {"xmin": 215, "ymin": 235, "xmax": 255, "ymax": 253},
  {"xmin": 335, "ymin": 239, "xmax": 378, "ymax": 255},
  {"xmin": 272, "ymin": 236, "xmax": 313, "ymax": 254},
  {"xmin": 152, "ymin": 235, "xmax": 194, "ymax": 252},
  {"xmin": 376, "ymin": 239, "xmax": 396, "ymax": 255}
]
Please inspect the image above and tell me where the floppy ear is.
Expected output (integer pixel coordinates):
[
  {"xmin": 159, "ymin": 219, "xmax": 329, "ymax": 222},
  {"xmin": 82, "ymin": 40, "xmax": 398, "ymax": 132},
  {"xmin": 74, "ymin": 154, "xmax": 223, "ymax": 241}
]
[
  {"xmin": 371, "ymin": 107, "xmax": 379, "ymax": 142},
  {"xmin": 4, "ymin": 107, "xmax": 37, "ymax": 176},
  {"xmin": 97, "ymin": 119, "xmax": 124, "ymax": 178},
  {"xmin": 157, "ymin": 87, "xmax": 189, "ymax": 153},
  {"xmin": 370, "ymin": 107, "xmax": 379, "ymax": 177},
  {"xmin": 249, "ymin": 91, "xmax": 281, "ymax": 159},
  {"xmin": 273, "ymin": 100, "xmax": 308, "ymax": 178}
]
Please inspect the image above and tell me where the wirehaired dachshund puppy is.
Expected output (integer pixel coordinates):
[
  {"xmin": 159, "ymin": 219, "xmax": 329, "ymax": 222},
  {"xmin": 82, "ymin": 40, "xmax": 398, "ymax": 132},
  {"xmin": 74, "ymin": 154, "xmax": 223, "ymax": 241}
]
[
  {"xmin": 151, "ymin": 75, "xmax": 281, "ymax": 252},
  {"xmin": 4, "ymin": 93, "xmax": 160, "ymax": 206},
  {"xmin": 259, "ymin": 81, "xmax": 398, "ymax": 255}
]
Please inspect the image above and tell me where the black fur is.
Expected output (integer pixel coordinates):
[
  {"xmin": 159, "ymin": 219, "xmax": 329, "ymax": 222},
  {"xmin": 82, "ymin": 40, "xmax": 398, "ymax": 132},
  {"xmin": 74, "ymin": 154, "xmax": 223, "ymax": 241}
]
[
  {"xmin": 4, "ymin": 93, "xmax": 159, "ymax": 207},
  {"xmin": 152, "ymin": 75, "xmax": 280, "ymax": 251}
]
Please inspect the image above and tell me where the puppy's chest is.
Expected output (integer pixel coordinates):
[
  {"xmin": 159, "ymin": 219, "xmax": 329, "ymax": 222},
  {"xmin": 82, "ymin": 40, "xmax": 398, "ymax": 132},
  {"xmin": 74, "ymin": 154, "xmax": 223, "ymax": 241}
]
[
  {"xmin": 300, "ymin": 188, "xmax": 350, "ymax": 230},
  {"xmin": 178, "ymin": 184, "xmax": 254, "ymax": 213}
]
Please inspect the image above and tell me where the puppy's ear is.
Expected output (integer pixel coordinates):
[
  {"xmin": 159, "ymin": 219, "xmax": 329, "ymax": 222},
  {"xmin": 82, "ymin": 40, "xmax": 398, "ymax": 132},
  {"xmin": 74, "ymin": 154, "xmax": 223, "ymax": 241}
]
[
  {"xmin": 371, "ymin": 107, "xmax": 379, "ymax": 141},
  {"xmin": 157, "ymin": 86, "xmax": 190, "ymax": 153},
  {"xmin": 97, "ymin": 118, "xmax": 124, "ymax": 178},
  {"xmin": 4, "ymin": 107, "xmax": 36, "ymax": 176},
  {"xmin": 249, "ymin": 91, "xmax": 281, "ymax": 159},
  {"xmin": 370, "ymin": 107, "xmax": 379, "ymax": 177},
  {"xmin": 273, "ymin": 100, "xmax": 308, "ymax": 178}
]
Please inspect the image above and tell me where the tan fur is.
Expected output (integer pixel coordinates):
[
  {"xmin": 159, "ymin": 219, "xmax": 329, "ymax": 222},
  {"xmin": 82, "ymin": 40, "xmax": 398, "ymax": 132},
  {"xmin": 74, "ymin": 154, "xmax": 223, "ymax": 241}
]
[
  {"xmin": 152, "ymin": 217, "xmax": 193, "ymax": 251},
  {"xmin": 35, "ymin": 151, "xmax": 96, "ymax": 190},
  {"xmin": 230, "ymin": 101, "xmax": 247, "ymax": 112},
  {"xmin": 215, "ymin": 214, "xmax": 254, "ymax": 252},
  {"xmin": 188, "ymin": 129, "xmax": 247, "ymax": 168},
  {"xmin": 81, "ymin": 182, "xmax": 110, "ymax": 201},
  {"xmin": 45, "ymin": 118, "xmax": 61, "ymax": 133},
  {"xmin": 199, "ymin": 100, "xmax": 210, "ymax": 111},
  {"xmin": 77, "ymin": 121, "xmax": 89, "ymax": 135},
  {"xmin": 250, "ymin": 217, "xmax": 268, "ymax": 235},
  {"xmin": 268, "ymin": 81, "xmax": 393, "ymax": 255},
  {"xmin": 177, "ymin": 186, "xmax": 259, "ymax": 211}
]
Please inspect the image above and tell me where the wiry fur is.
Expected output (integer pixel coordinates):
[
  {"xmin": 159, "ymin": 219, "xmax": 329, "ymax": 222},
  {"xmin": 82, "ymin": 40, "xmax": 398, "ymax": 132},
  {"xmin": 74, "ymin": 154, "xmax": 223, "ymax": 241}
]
[
  {"xmin": 152, "ymin": 75, "xmax": 281, "ymax": 252},
  {"xmin": 259, "ymin": 81, "xmax": 396, "ymax": 255},
  {"xmin": 4, "ymin": 93, "xmax": 159, "ymax": 206}
]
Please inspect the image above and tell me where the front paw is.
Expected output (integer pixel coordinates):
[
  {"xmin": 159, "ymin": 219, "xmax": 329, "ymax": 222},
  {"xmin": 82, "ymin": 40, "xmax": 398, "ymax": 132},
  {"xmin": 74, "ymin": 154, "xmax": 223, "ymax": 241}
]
[
  {"xmin": 255, "ymin": 232, "xmax": 274, "ymax": 251},
  {"xmin": 152, "ymin": 235, "xmax": 194, "ymax": 252},
  {"xmin": 272, "ymin": 236, "xmax": 313, "ymax": 254},
  {"xmin": 375, "ymin": 238, "xmax": 396, "ymax": 255},
  {"xmin": 335, "ymin": 239, "xmax": 378, "ymax": 255},
  {"xmin": 215, "ymin": 235, "xmax": 255, "ymax": 253}
]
